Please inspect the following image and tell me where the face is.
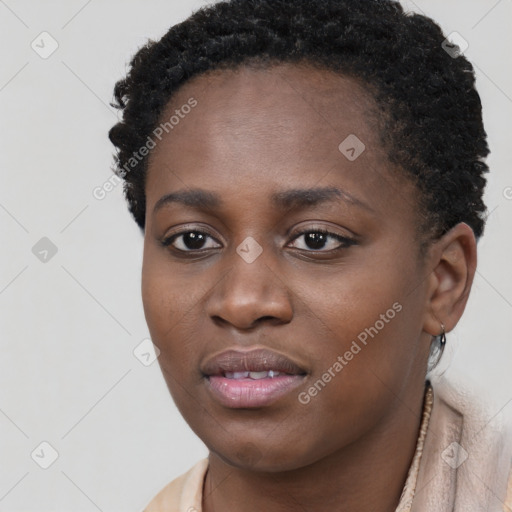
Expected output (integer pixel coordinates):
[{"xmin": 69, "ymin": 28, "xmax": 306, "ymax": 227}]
[{"xmin": 141, "ymin": 63, "xmax": 433, "ymax": 472}]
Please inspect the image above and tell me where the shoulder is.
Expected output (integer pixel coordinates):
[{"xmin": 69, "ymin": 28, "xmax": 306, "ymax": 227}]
[
  {"xmin": 414, "ymin": 374, "xmax": 512, "ymax": 511},
  {"xmin": 142, "ymin": 458, "xmax": 209, "ymax": 512}
]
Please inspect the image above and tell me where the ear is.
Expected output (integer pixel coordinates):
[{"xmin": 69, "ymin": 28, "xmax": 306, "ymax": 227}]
[{"xmin": 423, "ymin": 222, "xmax": 477, "ymax": 336}]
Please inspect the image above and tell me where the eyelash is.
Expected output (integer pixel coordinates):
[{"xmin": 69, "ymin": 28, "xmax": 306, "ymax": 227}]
[{"xmin": 160, "ymin": 227, "xmax": 356, "ymax": 255}]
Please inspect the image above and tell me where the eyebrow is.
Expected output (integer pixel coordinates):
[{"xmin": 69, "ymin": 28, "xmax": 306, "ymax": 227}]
[{"xmin": 153, "ymin": 186, "xmax": 374, "ymax": 214}]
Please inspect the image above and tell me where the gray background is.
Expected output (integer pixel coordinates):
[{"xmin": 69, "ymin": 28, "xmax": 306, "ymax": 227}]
[{"xmin": 1, "ymin": 0, "xmax": 511, "ymax": 510}]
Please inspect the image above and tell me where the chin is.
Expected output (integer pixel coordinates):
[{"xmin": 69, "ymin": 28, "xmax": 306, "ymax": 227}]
[{"xmin": 210, "ymin": 438, "xmax": 320, "ymax": 474}]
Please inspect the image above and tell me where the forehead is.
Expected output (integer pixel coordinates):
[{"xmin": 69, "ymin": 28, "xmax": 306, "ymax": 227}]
[
  {"xmin": 150, "ymin": 62, "xmax": 384, "ymax": 161},
  {"xmin": 145, "ymin": 62, "xmax": 409, "ymax": 216}
]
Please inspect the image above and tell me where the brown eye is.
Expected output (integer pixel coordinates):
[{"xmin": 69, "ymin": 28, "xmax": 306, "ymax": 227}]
[
  {"xmin": 162, "ymin": 231, "xmax": 221, "ymax": 252},
  {"xmin": 289, "ymin": 229, "xmax": 355, "ymax": 252}
]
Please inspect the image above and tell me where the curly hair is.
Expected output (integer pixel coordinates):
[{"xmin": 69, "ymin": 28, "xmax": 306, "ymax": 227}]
[{"xmin": 108, "ymin": 0, "xmax": 489, "ymax": 241}]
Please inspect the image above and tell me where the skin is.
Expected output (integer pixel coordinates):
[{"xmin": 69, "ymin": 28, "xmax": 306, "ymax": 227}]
[{"xmin": 141, "ymin": 63, "xmax": 477, "ymax": 512}]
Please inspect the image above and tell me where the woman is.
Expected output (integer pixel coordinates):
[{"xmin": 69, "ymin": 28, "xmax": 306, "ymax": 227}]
[{"xmin": 108, "ymin": 0, "xmax": 512, "ymax": 510}]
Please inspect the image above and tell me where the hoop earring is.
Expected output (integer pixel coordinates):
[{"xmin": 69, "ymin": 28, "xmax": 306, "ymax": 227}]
[
  {"xmin": 427, "ymin": 323, "xmax": 446, "ymax": 372},
  {"xmin": 438, "ymin": 323, "xmax": 446, "ymax": 360}
]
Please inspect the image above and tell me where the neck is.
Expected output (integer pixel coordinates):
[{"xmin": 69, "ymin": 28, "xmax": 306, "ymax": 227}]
[{"xmin": 203, "ymin": 381, "xmax": 429, "ymax": 512}]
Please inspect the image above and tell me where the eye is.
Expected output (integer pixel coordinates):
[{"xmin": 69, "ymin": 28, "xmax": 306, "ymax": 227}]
[
  {"xmin": 161, "ymin": 230, "xmax": 221, "ymax": 252},
  {"xmin": 288, "ymin": 228, "xmax": 356, "ymax": 252},
  {"xmin": 160, "ymin": 227, "xmax": 356, "ymax": 255}
]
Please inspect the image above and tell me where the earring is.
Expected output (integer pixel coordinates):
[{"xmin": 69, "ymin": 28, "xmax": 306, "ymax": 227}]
[
  {"xmin": 427, "ymin": 323, "xmax": 446, "ymax": 372},
  {"xmin": 438, "ymin": 323, "xmax": 446, "ymax": 359}
]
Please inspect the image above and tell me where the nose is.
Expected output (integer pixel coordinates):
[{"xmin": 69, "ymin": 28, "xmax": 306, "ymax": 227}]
[{"xmin": 205, "ymin": 251, "xmax": 294, "ymax": 331}]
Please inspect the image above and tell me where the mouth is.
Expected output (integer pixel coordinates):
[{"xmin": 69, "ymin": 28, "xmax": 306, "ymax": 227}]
[
  {"xmin": 223, "ymin": 370, "xmax": 286, "ymax": 379},
  {"xmin": 202, "ymin": 348, "xmax": 308, "ymax": 408}
]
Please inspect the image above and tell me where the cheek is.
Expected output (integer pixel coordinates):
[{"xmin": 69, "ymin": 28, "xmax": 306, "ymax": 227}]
[
  {"xmin": 300, "ymin": 263, "xmax": 402, "ymax": 334},
  {"xmin": 296, "ymin": 257, "xmax": 423, "ymax": 387},
  {"xmin": 141, "ymin": 251, "xmax": 191, "ymax": 353},
  {"xmin": 141, "ymin": 267, "xmax": 172, "ymax": 338},
  {"xmin": 141, "ymin": 249, "xmax": 216, "ymax": 388},
  {"xmin": 287, "ymin": 290, "xmax": 419, "ymax": 458}
]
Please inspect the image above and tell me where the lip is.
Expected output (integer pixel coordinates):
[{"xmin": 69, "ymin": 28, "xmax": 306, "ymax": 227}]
[
  {"xmin": 202, "ymin": 348, "xmax": 307, "ymax": 376},
  {"xmin": 202, "ymin": 348, "xmax": 307, "ymax": 408}
]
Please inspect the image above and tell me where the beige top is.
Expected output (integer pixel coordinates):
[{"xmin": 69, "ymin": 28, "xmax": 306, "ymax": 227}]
[{"xmin": 143, "ymin": 378, "xmax": 512, "ymax": 511}]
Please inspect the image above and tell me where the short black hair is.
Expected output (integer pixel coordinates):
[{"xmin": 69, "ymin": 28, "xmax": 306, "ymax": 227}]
[{"xmin": 108, "ymin": 0, "xmax": 489, "ymax": 241}]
